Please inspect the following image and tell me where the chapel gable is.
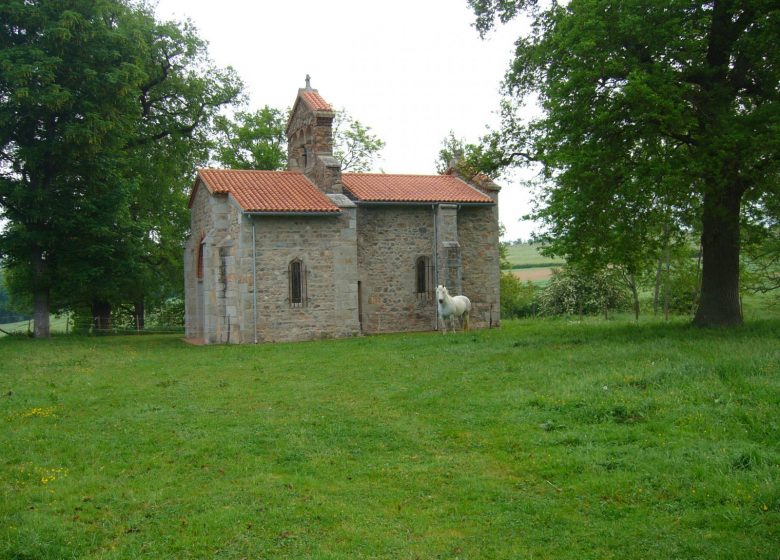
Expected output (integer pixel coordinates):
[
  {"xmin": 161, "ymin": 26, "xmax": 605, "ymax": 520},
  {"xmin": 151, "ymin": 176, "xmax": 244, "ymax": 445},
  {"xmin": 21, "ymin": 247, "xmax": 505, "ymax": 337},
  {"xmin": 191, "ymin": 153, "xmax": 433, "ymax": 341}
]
[{"xmin": 286, "ymin": 76, "xmax": 342, "ymax": 194}]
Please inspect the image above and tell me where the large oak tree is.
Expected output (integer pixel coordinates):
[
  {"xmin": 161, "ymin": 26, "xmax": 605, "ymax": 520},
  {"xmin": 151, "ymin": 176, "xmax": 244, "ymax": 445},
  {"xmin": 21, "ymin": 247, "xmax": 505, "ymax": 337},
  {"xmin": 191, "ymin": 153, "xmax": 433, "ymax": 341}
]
[
  {"xmin": 0, "ymin": 0, "xmax": 240, "ymax": 336},
  {"xmin": 470, "ymin": 0, "xmax": 779, "ymax": 326}
]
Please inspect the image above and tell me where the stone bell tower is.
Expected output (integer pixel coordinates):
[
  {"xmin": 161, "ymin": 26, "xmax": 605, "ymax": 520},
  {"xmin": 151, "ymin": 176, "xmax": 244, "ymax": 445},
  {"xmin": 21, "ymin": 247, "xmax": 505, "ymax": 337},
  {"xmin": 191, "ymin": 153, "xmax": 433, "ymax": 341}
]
[{"xmin": 286, "ymin": 75, "xmax": 342, "ymax": 194}]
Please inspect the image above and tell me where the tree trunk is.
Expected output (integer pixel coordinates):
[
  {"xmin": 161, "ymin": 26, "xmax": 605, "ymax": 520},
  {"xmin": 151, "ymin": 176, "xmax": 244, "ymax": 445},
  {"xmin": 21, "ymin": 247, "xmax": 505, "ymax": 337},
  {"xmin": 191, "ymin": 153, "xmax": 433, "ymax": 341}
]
[
  {"xmin": 629, "ymin": 274, "xmax": 640, "ymax": 321},
  {"xmin": 663, "ymin": 244, "xmax": 670, "ymax": 321},
  {"xmin": 653, "ymin": 256, "xmax": 662, "ymax": 316},
  {"xmin": 691, "ymin": 244, "xmax": 703, "ymax": 316},
  {"xmin": 92, "ymin": 301, "xmax": 112, "ymax": 333},
  {"xmin": 32, "ymin": 249, "xmax": 50, "ymax": 338},
  {"xmin": 33, "ymin": 289, "xmax": 50, "ymax": 338},
  {"xmin": 653, "ymin": 224, "xmax": 669, "ymax": 316},
  {"xmin": 693, "ymin": 186, "xmax": 743, "ymax": 327},
  {"xmin": 134, "ymin": 300, "xmax": 145, "ymax": 331}
]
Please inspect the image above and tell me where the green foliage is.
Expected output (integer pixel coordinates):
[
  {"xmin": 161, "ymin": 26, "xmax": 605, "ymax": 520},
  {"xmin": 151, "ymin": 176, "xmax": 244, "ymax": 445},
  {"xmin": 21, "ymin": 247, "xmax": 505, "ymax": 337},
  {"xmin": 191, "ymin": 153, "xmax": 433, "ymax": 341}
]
[
  {"xmin": 497, "ymin": 222, "xmax": 510, "ymax": 269},
  {"xmin": 211, "ymin": 107, "xmax": 385, "ymax": 174},
  {"xmin": 333, "ymin": 110, "xmax": 385, "ymax": 172},
  {"xmin": 148, "ymin": 297, "xmax": 185, "ymax": 327},
  {"xmin": 500, "ymin": 272, "xmax": 538, "ymax": 318},
  {"xmin": 665, "ymin": 260, "xmax": 702, "ymax": 315},
  {"xmin": 109, "ymin": 298, "xmax": 184, "ymax": 330},
  {"xmin": 212, "ymin": 107, "xmax": 287, "ymax": 170},
  {"xmin": 539, "ymin": 266, "xmax": 630, "ymax": 317},
  {"xmin": 742, "ymin": 187, "xmax": 780, "ymax": 300},
  {"xmin": 435, "ymin": 130, "xmax": 507, "ymax": 179},
  {"xmin": 1, "ymin": 319, "xmax": 779, "ymax": 557},
  {"xmin": 468, "ymin": 0, "xmax": 780, "ymax": 327},
  {"xmin": 0, "ymin": 0, "xmax": 241, "ymax": 335},
  {"xmin": 0, "ymin": 267, "xmax": 29, "ymax": 323}
]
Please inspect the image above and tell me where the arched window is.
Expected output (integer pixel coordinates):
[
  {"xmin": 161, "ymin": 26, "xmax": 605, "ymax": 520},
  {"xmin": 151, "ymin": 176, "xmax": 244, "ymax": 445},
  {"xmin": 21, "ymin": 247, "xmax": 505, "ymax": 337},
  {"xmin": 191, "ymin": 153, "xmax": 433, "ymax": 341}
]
[
  {"xmin": 416, "ymin": 256, "xmax": 432, "ymax": 298},
  {"xmin": 196, "ymin": 239, "xmax": 205, "ymax": 280},
  {"xmin": 289, "ymin": 259, "xmax": 307, "ymax": 307}
]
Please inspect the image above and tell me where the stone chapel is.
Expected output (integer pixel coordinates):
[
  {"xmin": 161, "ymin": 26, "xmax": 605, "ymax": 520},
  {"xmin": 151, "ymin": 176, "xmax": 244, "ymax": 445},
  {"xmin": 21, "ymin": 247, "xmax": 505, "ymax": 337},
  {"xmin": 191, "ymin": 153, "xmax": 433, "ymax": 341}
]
[{"xmin": 184, "ymin": 82, "xmax": 501, "ymax": 344}]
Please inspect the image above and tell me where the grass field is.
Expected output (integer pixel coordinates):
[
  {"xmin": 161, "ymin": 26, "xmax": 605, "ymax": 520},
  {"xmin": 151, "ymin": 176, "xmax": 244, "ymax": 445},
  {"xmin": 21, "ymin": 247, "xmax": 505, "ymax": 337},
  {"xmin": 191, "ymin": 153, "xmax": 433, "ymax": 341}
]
[
  {"xmin": 1, "ymin": 318, "xmax": 779, "ymax": 559},
  {"xmin": 0, "ymin": 314, "xmax": 70, "ymax": 338},
  {"xmin": 504, "ymin": 244, "xmax": 563, "ymax": 268},
  {"xmin": 504, "ymin": 243, "xmax": 561, "ymax": 284}
]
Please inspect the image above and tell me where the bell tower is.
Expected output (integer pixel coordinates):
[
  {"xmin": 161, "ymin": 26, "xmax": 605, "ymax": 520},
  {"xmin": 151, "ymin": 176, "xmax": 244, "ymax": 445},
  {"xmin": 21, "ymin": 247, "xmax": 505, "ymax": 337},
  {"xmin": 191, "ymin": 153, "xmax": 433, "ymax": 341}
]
[{"xmin": 285, "ymin": 76, "xmax": 342, "ymax": 194}]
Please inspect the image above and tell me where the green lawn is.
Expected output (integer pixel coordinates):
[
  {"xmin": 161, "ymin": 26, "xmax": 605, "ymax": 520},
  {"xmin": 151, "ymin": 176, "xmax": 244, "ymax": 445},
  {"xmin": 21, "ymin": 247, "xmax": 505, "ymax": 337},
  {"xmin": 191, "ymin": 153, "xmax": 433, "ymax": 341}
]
[
  {"xmin": 1, "ymin": 318, "xmax": 778, "ymax": 559},
  {"xmin": 0, "ymin": 314, "xmax": 70, "ymax": 337}
]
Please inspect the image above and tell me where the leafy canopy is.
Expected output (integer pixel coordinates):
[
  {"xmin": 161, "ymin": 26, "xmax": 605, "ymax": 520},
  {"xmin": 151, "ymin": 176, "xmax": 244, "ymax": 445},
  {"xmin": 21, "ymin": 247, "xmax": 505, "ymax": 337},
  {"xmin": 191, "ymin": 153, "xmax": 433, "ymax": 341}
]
[
  {"xmin": 468, "ymin": 0, "xmax": 780, "ymax": 326},
  {"xmin": 0, "ymin": 0, "xmax": 241, "ymax": 335}
]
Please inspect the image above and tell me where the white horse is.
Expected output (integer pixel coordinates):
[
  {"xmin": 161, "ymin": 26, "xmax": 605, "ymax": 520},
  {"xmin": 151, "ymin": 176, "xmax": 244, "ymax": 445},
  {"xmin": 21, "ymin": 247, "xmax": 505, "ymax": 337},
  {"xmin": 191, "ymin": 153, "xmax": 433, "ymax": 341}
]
[{"xmin": 436, "ymin": 284, "xmax": 471, "ymax": 333}]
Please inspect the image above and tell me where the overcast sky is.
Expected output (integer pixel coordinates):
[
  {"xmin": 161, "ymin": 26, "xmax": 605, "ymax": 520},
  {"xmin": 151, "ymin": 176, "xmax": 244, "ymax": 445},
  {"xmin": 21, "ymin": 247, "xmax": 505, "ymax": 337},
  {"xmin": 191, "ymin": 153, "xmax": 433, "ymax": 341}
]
[{"xmin": 154, "ymin": 0, "xmax": 537, "ymax": 240}]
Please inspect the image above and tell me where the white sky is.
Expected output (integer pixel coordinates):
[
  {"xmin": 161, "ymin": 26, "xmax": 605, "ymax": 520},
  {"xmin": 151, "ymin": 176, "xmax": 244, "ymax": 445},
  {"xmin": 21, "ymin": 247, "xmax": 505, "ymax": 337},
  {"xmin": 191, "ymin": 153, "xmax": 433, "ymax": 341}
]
[{"xmin": 154, "ymin": 0, "xmax": 538, "ymax": 240}]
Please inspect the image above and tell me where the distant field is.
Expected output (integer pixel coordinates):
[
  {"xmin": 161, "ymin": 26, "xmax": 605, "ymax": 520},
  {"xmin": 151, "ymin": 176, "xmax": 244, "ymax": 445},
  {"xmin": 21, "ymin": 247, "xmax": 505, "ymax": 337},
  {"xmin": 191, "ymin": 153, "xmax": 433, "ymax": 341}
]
[
  {"xmin": 505, "ymin": 243, "xmax": 563, "ymax": 268},
  {"xmin": 505, "ymin": 244, "xmax": 562, "ymax": 283},
  {"xmin": 1, "ymin": 317, "xmax": 778, "ymax": 558},
  {"xmin": 512, "ymin": 267, "xmax": 556, "ymax": 282}
]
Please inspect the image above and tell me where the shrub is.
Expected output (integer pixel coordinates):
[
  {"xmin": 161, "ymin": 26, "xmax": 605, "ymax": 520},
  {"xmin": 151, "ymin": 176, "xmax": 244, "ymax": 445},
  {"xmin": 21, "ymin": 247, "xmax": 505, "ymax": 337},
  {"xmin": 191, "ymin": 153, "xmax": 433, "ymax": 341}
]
[
  {"xmin": 500, "ymin": 273, "xmax": 539, "ymax": 318},
  {"xmin": 538, "ymin": 267, "xmax": 630, "ymax": 317},
  {"xmin": 147, "ymin": 298, "xmax": 185, "ymax": 328}
]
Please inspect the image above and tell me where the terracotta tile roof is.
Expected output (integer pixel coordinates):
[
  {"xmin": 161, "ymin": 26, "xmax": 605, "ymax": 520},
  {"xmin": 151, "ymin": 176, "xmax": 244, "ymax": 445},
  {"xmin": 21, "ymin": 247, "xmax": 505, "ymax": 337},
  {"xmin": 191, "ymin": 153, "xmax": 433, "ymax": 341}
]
[
  {"xmin": 300, "ymin": 90, "xmax": 332, "ymax": 112},
  {"xmin": 341, "ymin": 173, "xmax": 495, "ymax": 204},
  {"xmin": 192, "ymin": 169, "xmax": 341, "ymax": 214}
]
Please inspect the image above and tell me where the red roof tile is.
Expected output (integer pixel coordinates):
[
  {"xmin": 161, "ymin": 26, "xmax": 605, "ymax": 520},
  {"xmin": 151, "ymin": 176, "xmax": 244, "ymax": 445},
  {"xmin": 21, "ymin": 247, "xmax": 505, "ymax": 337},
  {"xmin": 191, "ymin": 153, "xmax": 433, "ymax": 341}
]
[
  {"xmin": 193, "ymin": 169, "xmax": 341, "ymax": 214},
  {"xmin": 341, "ymin": 173, "xmax": 494, "ymax": 204},
  {"xmin": 300, "ymin": 90, "xmax": 332, "ymax": 112}
]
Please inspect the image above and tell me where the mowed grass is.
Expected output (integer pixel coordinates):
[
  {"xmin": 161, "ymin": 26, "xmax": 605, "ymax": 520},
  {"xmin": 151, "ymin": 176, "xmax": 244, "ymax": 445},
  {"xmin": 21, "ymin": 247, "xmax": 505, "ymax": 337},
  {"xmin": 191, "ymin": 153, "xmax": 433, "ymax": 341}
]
[{"xmin": 1, "ymin": 318, "xmax": 778, "ymax": 559}]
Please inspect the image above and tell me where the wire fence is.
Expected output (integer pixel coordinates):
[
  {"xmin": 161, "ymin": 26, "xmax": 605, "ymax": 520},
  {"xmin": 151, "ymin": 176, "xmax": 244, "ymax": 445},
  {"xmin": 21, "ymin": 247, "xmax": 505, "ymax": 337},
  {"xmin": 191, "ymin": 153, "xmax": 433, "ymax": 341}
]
[{"xmin": 0, "ymin": 313, "xmax": 184, "ymax": 337}]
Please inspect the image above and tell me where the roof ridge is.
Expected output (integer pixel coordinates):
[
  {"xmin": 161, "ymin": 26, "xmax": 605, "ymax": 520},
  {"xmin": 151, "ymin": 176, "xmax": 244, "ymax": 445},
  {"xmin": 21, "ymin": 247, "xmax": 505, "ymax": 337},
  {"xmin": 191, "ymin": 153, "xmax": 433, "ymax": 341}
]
[
  {"xmin": 198, "ymin": 168, "xmax": 303, "ymax": 174},
  {"xmin": 341, "ymin": 172, "xmax": 452, "ymax": 177}
]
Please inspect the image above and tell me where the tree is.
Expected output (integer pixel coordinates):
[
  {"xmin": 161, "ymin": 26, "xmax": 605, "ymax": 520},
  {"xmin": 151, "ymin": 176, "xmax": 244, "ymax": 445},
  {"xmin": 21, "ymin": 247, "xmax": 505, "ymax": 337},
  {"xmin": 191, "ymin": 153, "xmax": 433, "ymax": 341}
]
[
  {"xmin": 435, "ymin": 130, "xmax": 505, "ymax": 179},
  {"xmin": 98, "ymin": 13, "xmax": 240, "ymax": 329},
  {"xmin": 0, "ymin": 1, "xmax": 241, "ymax": 336},
  {"xmin": 212, "ymin": 107, "xmax": 386, "ymax": 173},
  {"xmin": 1, "ymin": 0, "xmax": 141, "ymax": 337},
  {"xmin": 332, "ymin": 110, "xmax": 385, "ymax": 172},
  {"xmin": 469, "ymin": 0, "xmax": 780, "ymax": 327},
  {"xmin": 212, "ymin": 107, "xmax": 287, "ymax": 170}
]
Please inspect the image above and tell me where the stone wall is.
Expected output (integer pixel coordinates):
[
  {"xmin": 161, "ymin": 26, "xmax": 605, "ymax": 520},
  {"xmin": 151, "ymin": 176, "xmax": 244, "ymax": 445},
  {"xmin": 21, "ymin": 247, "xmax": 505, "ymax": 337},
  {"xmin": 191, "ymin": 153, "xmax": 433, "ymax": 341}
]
[
  {"xmin": 184, "ymin": 185, "xmax": 245, "ymax": 342},
  {"xmin": 458, "ymin": 205, "xmax": 501, "ymax": 329},
  {"xmin": 357, "ymin": 206, "xmax": 437, "ymax": 333},
  {"xmin": 187, "ymin": 184, "xmax": 501, "ymax": 342},
  {"xmin": 242, "ymin": 203, "xmax": 360, "ymax": 343}
]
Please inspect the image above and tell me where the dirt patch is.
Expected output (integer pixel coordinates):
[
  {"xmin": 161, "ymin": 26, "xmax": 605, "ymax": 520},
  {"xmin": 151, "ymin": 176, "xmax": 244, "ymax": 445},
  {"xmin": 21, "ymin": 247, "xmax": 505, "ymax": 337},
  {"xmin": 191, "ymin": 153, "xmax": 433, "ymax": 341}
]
[{"xmin": 512, "ymin": 267, "xmax": 555, "ymax": 282}]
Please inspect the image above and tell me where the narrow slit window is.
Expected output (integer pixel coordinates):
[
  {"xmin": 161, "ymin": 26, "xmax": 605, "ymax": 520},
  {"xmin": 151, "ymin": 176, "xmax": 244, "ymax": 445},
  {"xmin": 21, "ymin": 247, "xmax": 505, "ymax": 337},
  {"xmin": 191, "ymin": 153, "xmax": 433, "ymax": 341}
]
[
  {"xmin": 416, "ymin": 256, "xmax": 432, "ymax": 298},
  {"xmin": 197, "ymin": 240, "xmax": 205, "ymax": 280},
  {"xmin": 289, "ymin": 259, "xmax": 307, "ymax": 307}
]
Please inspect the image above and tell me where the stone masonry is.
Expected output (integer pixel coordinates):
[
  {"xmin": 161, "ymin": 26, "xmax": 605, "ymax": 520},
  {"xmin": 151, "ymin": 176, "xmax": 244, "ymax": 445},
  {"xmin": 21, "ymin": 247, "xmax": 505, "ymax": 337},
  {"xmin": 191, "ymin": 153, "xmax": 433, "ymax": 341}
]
[{"xmin": 185, "ymin": 81, "xmax": 500, "ymax": 343}]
